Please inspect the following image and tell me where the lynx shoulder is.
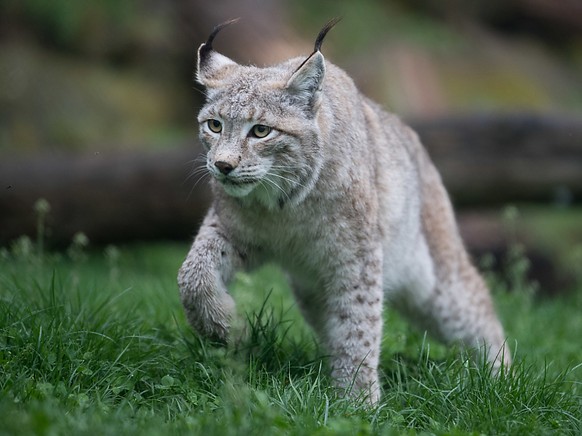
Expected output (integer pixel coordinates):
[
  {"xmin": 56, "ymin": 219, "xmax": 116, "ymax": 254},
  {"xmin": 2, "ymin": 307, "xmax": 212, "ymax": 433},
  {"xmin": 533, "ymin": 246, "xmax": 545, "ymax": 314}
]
[{"xmin": 178, "ymin": 19, "xmax": 510, "ymax": 404}]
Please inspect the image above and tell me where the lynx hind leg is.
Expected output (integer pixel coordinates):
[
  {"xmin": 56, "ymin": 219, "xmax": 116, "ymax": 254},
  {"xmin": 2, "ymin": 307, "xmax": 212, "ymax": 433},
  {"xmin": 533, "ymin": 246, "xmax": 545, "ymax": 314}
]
[{"xmin": 423, "ymin": 265, "xmax": 511, "ymax": 371}]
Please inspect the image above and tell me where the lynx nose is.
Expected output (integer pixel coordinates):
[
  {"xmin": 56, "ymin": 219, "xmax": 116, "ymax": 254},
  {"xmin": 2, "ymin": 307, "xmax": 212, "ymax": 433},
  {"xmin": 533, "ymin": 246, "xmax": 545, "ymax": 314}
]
[{"xmin": 215, "ymin": 160, "xmax": 235, "ymax": 175}]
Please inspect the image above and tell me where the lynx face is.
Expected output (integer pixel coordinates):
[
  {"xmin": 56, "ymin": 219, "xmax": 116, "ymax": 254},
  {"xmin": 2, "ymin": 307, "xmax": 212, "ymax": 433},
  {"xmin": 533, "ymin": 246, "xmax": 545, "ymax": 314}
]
[
  {"xmin": 197, "ymin": 77, "xmax": 317, "ymax": 204},
  {"xmin": 197, "ymin": 34, "xmax": 328, "ymax": 208}
]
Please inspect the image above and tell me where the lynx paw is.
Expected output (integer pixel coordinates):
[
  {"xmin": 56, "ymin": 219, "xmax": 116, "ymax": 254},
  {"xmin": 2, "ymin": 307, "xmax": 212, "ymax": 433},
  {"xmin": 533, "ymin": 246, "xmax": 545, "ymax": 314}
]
[{"xmin": 182, "ymin": 290, "xmax": 235, "ymax": 344}]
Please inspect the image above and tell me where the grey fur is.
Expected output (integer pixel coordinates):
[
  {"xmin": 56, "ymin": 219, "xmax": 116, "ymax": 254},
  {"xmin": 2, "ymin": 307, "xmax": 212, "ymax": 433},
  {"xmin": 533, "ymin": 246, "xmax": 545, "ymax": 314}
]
[{"xmin": 179, "ymin": 21, "xmax": 511, "ymax": 404}]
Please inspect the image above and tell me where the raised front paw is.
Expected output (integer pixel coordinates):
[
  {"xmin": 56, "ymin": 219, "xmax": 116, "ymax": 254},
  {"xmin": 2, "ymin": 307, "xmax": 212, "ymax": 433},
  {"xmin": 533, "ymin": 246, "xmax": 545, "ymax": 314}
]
[
  {"xmin": 178, "ymin": 261, "xmax": 236, "ymax": 344},
  {"xmin": 181, "ymin": 288, "xmax": 235, "ymax": 344}
]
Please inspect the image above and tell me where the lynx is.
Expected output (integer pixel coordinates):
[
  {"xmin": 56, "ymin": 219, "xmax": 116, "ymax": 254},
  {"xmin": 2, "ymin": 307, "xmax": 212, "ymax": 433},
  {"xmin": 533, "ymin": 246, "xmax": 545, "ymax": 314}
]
[{"xmin": 178, "ymin": 19, "xmax": 510, "ymax": 404}]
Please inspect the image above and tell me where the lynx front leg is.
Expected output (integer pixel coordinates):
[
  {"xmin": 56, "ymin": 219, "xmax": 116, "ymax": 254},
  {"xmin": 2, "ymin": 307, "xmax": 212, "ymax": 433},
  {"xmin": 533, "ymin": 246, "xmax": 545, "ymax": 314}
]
[
  {"xmin": 178, "ymin": 211, "xmax": 243, "ymax": 343},
  {"xmin": 319, "ymin": 250, "xmax": 385, "ymax": 404}
]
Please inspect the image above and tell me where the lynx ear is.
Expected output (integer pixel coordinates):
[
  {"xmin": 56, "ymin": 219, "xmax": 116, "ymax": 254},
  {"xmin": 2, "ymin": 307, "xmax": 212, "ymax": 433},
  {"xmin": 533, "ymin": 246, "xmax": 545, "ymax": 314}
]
[
  {"xmin": 196, "ymin": 19, "xmax": 239, "ymax": 86},
  {"xmin": 285, "ymin": 18, "xmax": 340, "ymax": 111},
  {"xmin": 285, "ymin": 51, "xmax": 325, "ymax": 109}
]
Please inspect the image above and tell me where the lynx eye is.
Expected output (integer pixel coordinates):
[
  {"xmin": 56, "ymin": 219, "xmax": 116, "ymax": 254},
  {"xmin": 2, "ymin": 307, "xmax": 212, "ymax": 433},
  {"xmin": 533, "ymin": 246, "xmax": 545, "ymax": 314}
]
[
  {"xmin": 207, "ymin": 119, "xmax": 222, "ymax": 133},
  {"xmin": 250, "ymin": 124, "xmax": 271, "ymax": 138}
]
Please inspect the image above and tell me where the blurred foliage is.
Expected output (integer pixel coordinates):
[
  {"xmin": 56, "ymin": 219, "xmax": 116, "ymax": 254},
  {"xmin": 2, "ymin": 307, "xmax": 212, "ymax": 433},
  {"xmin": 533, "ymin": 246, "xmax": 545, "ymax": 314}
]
[
  {"xmin": 2, "ymin": 0, "xmax": 136, "ymax": 55},
  {"xmin": 0, "ymin": 0, "xmax": 581, "ymax": 151},
  {"xmin": 0, "ymin": 42, "xmax": 187, "ymax": 151},
  {"xmin": 291, "ymin": 0, "xmax": 582, "ymax": 114},
  {"xmin": 291, "ymin": 0, "xmax": 464, "ymax": 56},
  {"xmin": 0, "ymin": 0, "xmax": 189, "ymax": 151}
]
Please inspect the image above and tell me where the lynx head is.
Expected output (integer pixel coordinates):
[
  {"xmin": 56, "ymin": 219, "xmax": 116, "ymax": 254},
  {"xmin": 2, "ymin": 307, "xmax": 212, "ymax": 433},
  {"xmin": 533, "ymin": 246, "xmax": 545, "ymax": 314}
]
[{"xmin": 196, "ymin": 18, "xmax": 340, "ymax": 209}]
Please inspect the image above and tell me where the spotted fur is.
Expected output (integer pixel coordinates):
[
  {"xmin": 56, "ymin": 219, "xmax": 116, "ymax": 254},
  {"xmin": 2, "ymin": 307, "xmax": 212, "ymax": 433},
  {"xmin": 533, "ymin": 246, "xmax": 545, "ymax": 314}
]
[{"xmin": 178, "ymin": 20, "xmax": 510, "ymax": 404}]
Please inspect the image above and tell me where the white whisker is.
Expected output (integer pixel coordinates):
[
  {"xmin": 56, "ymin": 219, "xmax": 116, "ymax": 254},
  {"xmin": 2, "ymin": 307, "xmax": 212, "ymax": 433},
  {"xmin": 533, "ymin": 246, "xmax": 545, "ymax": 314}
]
[
  {"xmin": 186, "ymin": 164, "xmax": 209, "ymax": 177},
  {"xmin": 183, "ymin": 156, "xmax": 213, "ymax": 200},
  {"xmin": 266, "ymin": 171, "xmax": 306, "ymax": 190},
  {"xmin": 258, "ymin": 179, "xmax": 273, "ymax": 203},
  {"xmin": 184, "ymin": 165, "xmax": 210, "ymax": 184},
  {"xmin": 187, "ymin": 171, "xmax": 212, "ymax": 200},
  {"xmin": 263, "ymin": 175, "xmax": 291, "ymax": 204}
]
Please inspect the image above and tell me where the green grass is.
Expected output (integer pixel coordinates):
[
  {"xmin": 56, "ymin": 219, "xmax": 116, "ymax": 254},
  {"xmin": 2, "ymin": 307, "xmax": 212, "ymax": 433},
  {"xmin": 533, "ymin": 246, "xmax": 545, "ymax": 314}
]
[{"xmin": 1, "ymin": 241, "xmax": 581, "ymax": 435}]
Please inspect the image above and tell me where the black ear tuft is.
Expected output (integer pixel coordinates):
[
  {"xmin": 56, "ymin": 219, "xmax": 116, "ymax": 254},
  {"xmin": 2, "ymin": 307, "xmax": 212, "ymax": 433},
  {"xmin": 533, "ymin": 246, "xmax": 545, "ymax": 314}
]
[
  {"xmin": 290, "ymin": 17, "xmax": 341, "ymax": 80},
  {"xmin": 313, "ymin": 17, "xmax": 341, "ymax": 53},
  {"xmin": 199, "ymin": 18, "xmax": 240, "ymax": 62}
]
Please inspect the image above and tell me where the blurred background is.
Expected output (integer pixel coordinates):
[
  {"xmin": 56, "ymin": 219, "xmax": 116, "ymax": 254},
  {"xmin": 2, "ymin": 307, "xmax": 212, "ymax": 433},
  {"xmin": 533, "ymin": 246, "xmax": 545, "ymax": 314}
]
[
  {"xmin": 2, "ymin": 0, "xmax": 582, "ymax": 152},
  {"xmin": 1, "ymin": 0, "xmax": 581, "ymax": 292}
]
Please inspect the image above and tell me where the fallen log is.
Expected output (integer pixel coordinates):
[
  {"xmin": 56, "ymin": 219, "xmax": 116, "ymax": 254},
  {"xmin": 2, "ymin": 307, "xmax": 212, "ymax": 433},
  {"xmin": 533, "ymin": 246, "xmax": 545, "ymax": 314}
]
[
  {"xmin": 0, "ymin": 147, "xmax": 212, "ymax": 246},
  {"xmin": 0, "ymin": 113, "xmax": 581, "ymax": 247},
  {"xmin": 411, "ymin": 113, "xmax": 582, "ymax": 206}
]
